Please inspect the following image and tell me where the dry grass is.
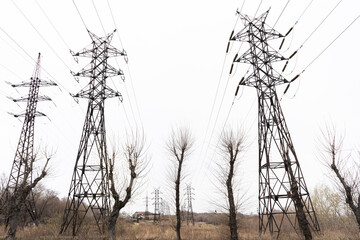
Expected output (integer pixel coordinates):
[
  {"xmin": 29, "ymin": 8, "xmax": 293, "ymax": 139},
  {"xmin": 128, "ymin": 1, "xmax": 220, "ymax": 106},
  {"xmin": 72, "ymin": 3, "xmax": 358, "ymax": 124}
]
[{"xmin": 0, "ymin": 216, "xmax": 359, "ymax": 240}]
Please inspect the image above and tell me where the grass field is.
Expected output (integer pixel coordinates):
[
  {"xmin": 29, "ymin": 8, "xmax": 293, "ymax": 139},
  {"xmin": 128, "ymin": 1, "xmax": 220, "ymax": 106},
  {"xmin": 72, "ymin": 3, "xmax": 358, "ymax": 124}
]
[{"xmin": 0, "ymin": 215, "xmax": 359, "ymax": 240}]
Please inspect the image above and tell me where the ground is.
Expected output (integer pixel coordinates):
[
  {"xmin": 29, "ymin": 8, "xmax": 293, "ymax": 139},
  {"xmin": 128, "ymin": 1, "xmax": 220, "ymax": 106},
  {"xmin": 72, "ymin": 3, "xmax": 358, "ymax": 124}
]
[{"xmin": 0, "ymin": 215, "xmax": 358, "ymax": 240}]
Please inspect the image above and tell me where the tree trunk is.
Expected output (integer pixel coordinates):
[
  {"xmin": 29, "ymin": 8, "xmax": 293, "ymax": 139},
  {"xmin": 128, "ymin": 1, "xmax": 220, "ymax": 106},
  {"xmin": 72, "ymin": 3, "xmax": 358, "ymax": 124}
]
[
  {"xmin": 292, "ymin": 184, "xmax": 312, "ymax": 240},
  {"xmin": 227, "ymin": 161, "xmax": 238, "ymax": 240},
  {"xmin": 176, "ymin": 166, "xmax": 182, "ymax": 240},
  {"xmin": 331, "ymin": 162, "xmax": 360, "ymax": 232},
  {"xmin": 108, "ymin": 199, "xmax": 123, "ymax": 240},
  {"xmin": 5, "ymin": 188, "xmax": 29, "ymax": 240},
  {"xmin": 6, "ymin": 205, "xmax": 21, "ymax": 240},
  {"xmin": 108, "ymin": 212, "xmax": 118, "ymax": 240},
  {"xmin": 287, "ymin": 158, "xmax": 312, "ymax": 240}
]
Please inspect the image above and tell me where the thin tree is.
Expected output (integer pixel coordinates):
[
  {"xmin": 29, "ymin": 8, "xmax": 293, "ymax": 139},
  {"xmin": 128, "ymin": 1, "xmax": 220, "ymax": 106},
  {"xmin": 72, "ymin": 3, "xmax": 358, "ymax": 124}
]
[
  {"xmin": 108, "ymin": 133, "xmax": 148, "ymax": 240},
  {"xmin": 319, "ymin": 126, "xmax": 360, "ymax": 233},
  {"xmin": 167, "ymin": 127, "xmax": 194, "ymax": 240},
  {"xmin": 33, "ymin": 183, "xmax": 59, "ymax": 222},
  {"xmin": 3, "ymin": 152, "xmax": 51, "ymax": 240},
  {"xmin": 215, "ymin": 129, "xmax": 246, "ymax": 240}
]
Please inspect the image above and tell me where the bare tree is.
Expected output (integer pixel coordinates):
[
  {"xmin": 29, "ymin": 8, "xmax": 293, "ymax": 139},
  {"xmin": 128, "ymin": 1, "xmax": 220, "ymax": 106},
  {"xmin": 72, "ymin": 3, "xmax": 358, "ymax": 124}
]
[
  {"xmin": 108, "ymin": 133, "xmax": 148, "ymax": 240},
  {"xmin": 167, "ymin": 127, "xmax": 194, "ymax": 240},
  {"xmin": 312, "ymin": 184, "xmax": 349, "ymax": 230},
  {"xmin": 32, "ymin": 183, "xmax": 59, "ymax": 223},
  {"xmin": 319, "ymin": 126, "xmax": 360, "ymax": 233},
  {"xmin": 3, "ymin": 152, "xmax": 51, "ymax": 240},
  {"xmin": 214, "ymin": 129, "xmax": 246, "ymax": 240}
]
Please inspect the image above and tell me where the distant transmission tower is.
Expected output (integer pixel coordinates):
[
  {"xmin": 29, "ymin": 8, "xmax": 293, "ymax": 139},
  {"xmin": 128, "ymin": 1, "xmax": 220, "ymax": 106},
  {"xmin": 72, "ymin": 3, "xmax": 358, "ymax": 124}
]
[
  {"xmin": 184, "ymin": 184, "xmax": 194, "ymax": 226},
  {"xmin": 145, "ymin": 193, "xmax": 149, "ymax": 220},
  {"xmin": 2, "ymin": 53, "xmax": 56, "ymax": 225},
  {"xmin": 60, "ymin": 30, "xmax": 127, "ymax": 236},
  {"xmin": 230, "ymin": 11, "xmax": 320, "ymax": 238},
  {"xmin": 152, "ymin": 188, "xmax": 161, "ymax": 222}
]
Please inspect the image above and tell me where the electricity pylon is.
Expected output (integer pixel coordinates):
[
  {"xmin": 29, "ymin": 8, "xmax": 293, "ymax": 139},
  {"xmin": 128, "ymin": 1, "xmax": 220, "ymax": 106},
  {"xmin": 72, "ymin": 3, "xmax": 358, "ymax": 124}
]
[
  {"xmin": 60, "ymin": 30, "xmax": 126, "ymax": 236},
  {"xmin": 145, "ymin": 193, "xmax": 149, "ymax": 220},
  {"xmin": 230, "ymin": 11, "xmax": 320, "ymax": 238},
  {"xmin": 2, "ymin": 53, "xmax": 56, "ymax": 225},
  {"xmin": 184, "ymin": 184, "xmax": 194, "ymax": 226},
  {"xmin": 152, "ymin": 188, "xmax": 161, "ymax": 222}
]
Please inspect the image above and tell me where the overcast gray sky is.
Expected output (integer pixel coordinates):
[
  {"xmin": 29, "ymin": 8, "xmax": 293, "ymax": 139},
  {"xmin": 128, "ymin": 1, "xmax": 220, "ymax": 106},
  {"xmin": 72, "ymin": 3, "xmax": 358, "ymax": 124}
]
[{"xmin": 0, "ymin": 0, "xmax": 359, "ymax": 214}]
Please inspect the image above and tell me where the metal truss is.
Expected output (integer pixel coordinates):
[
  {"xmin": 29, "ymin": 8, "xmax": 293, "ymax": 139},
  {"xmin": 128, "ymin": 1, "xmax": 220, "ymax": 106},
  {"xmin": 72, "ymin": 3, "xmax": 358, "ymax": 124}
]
[
  {"xmin": 2, "ymin": 53, "xmax": 56, "ymax": 225},
  {"xmin": 60, "ymin": 30, "xmax": 126, "ymax": 236},
  {"xmin": 185, "ymin": 184, "xmax": 194, "ymax": 226},
  {"xmin": 152, "ymin": 188, "xmax": 161, "ymax": 222},
  {"xmin": 230, "ymin": 11, "xmax": 320, "ymax": 238}
]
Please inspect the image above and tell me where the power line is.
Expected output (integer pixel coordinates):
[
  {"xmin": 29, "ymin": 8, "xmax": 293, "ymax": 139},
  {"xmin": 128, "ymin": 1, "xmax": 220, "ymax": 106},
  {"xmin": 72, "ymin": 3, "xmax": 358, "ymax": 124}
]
[
  {"xmin": 87, "ymin": 10, "xmax": 136, "ymax": 131},
  {"xmin": 279, "ymin": 0, "xmax": 348, "ymax": 96},
  {"xmin": 299, "ymin": 0, "xmax": 343, "ymax": 49},
  {"xmin": 74, "ymin": 0, "xmax": 140, "ymax": 134},
  {"xmin": 194, "ymin": 97, "xmax": 236, "ymax": 186},
  {"xmin": 11, "ymin": 0, "xmax": 87, "ymax": 114},
  {"xmin": 0, "ymin": 62, "xmax": 23, "ymax": 82},
  {"xmin": 91, "ymin": 0, "xmax": 107, "ymax": 35},
  {"xmin": 0, "ymin": 27, "xmax": 70, "ymax": 95},
  {"xmin": 86, "ymin": 1, "xmax": 137, "ymax": 130},
  {"xmin": 106, "ymin": 0, "xmax": 144, "ymax": 132},
  {"xmin": 197, "ymin": 75, "xmax": 232, "ymax": 180},
  {"xmin": 196, "ymin": 6, "xmax": 248, "ymax": 186},
  {"xmin": 34, "ymin": 0, "xmax": 72, "ymax": 50},
  {"xmin": 106, "ymin": 0, "xmax": 124, "ymax": 47},
  {"xmin": 282, "ymin": 13, "xmax": 360, "ymax": 98},
  {"xmin": 239, "ymin": 0, "xmax": 246, "ymax": 13},
  {"xmin": 295, "ymin": 0, "xmax": 314, "ymax": 25},
  {"xmin": 254, "ymin": 0, "xmax": 263, "ymax": 17},
  {"xmin": 33, "ymin": 0, "xmax": 91, "ymax": 114},
  {"xmin": 277, "ymin": 0, "xmax": 314, "ymax": 53},
  {"xmin": 302, "ymin": 14, "xmax": 360, "ymax": 74},
  {"xmin": 34, "ymin": 0, "xmax": 88, "ymax": 111},
  {"xmin": 72, "ymin": 0, "xmax": 88, "ymax": 31},
  {"xmin": 272, "ymin": 0, "xmax": 291, "ymax": 28},
  {"xmin": 231, "ymin": 11, "xmax": 320, "ymax": 236},
  {"xmin": 199, "ymin": 8, "xmax": 244, "ymax": 158},
  {"xmin": 124, "ymin": 65, "xmax": 144, "ymax": 132},
  {"xmin": 11, "ymin": 0, "xmax": 72, "ymax": 72}
]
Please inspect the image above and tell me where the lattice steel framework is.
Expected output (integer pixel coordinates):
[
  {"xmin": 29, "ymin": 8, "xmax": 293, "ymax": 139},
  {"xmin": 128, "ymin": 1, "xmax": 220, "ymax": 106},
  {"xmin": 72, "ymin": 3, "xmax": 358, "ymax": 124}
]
[
  {"xmin": 185, "ymin": 184, "xmax": 194, "ymax": 226},
  {"xmin": 3, "ymin": 53, "xmax": 56, "ymax": 224},
  {"xmin": 60, "ymin": 30, "xmax": 126, "ymax": 236},
  {"xmin": 152, "ymin": 188, "xmax": 161, "ymax": 222},
  {"xmin": 145, "ymin": 194, "xmax": 149, "ymax": 220},
  {"xmin": 230, "ymin": 11, "xmax": 320, "ymax": 237}
]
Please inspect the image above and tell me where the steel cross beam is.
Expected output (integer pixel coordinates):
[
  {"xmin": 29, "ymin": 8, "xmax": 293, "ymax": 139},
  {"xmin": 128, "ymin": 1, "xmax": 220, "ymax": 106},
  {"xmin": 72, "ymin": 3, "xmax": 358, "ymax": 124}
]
[
  {"xmin": 60, "ymin": 30, "xmax": 126, "ymax": 236},
  {"xmin": 230, "ymin": 11, "xmax": 320, "ymax": 238}
]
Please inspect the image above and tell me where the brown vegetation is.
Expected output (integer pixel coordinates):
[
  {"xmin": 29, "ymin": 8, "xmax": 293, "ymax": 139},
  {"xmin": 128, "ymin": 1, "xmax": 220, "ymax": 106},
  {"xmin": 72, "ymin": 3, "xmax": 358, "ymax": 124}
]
[{"xmin": 0, "ymin": 210, "xmax": 359, "ymax": 240}]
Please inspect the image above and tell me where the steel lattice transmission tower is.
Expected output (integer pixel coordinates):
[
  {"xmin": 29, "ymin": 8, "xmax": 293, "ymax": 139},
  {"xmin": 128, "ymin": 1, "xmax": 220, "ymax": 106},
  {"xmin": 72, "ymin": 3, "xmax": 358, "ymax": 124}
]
[
  {"xmin": 2, "ymin": 53, "xmax": 56, "ymax": 224},
  {"xmin": 60, "ymin": 30, "xmax": 127, "ymax": 236},
  {"xmin": 230, "ymin": 11, "xmax": 320, "ymax": 238},
  {"xmin": 145, "ymin": 193, "xmax": 150, "ymax": 220},
  {"xmin": 185, "ymin": 184, "xmax": 194, "ymax": 226},
  {"xmin": 152, "ymin": 188, "xmax": 161, "ymax": 222}
]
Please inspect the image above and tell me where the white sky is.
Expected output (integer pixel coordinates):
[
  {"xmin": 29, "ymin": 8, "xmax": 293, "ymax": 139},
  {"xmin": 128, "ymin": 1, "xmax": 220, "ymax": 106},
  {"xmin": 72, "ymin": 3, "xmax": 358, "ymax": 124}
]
[{"xmin": 0, "ymin": 0, "xmax": 359, "ymax": 215}]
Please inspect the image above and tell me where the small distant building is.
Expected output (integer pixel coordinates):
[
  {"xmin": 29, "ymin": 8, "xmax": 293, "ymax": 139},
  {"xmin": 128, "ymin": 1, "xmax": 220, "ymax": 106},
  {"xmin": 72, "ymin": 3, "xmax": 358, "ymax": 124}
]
[{"xmin": 132, "ymin": 211, "xmax": 152, "ymax": 222}]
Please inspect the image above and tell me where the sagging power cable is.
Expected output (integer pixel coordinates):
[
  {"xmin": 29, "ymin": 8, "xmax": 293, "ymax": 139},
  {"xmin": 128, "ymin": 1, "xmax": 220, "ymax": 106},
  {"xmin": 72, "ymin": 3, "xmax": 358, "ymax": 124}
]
[{"xmin": 282, "ymin": 13, "xmax": 360, "ymax": 97}]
